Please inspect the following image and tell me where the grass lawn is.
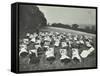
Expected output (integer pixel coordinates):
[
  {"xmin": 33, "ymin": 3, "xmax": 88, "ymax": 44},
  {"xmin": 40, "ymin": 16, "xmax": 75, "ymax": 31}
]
[{"xmin": 19, "ymin": 27, "xmax": 96, "ymax": 72}]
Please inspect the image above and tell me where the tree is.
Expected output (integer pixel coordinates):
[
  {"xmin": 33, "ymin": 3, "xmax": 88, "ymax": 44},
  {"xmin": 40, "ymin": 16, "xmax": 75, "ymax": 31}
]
[
  {"xmin": 47, "ymin": 23, "xmax": 50, "ymax": 26},
  {"xmin": 72, "ymin": 24, "xmax": 79, "ymax": 29},
  {"xmin": 91, "ymin": 25, "xmax": 96, "ymax": 34},
  {"xmin": 19, "ymin": 5, "xmax": 47, "ymax": 37},
  {"xmin": 85, "ymin": 26, "xmax": 90, "ymax": 33}
]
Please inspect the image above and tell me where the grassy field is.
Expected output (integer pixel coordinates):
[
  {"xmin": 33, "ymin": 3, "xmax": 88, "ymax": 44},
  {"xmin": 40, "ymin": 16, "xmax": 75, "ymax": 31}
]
[
  {"xmin": 19, "ymin": 27, "xmax": 96, "ymax": 72},
  {"xmin": 41, "ymin": 26, "xmax": 96, "ymax": 37}
]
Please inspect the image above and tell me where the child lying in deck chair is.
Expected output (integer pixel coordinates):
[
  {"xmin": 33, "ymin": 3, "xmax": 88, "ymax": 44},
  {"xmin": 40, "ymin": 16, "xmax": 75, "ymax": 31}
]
[
  {"xmin": 45, "ymin": 47, "xmax": 55, "ymax": 64},
  {"xmin": 60, "ymin": 48, "xmax": 71, "ymax": 64},
  {"xmin": 29, "ymin": 47, "xmax": 40, "ymax": 64},
  {"xmin": 80, "ymin": 41, "xmax": 95, "ymax": 58},
  {"xmin": 19, "ymin": 44, "xmax": 29, "ymax": 58},
  {"xmin": 72, "ymin": 48, "xmax": 81, "ymax": 63}
]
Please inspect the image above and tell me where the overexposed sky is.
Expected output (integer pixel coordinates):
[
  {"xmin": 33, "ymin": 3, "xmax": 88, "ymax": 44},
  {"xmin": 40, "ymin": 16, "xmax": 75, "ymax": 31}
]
[{"xmin": 38, "ymin": 5, "xmax": 96, "ymax": 25}]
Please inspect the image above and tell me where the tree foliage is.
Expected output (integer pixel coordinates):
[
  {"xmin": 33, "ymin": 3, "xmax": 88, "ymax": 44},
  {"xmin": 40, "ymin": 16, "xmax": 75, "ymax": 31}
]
[
  {"xmin": 19, "ymin": 5, "xmax": 47, "ymax": 35},
  {"xmin": 72, "ymin": 24, "xmax": 79, "ymax": 29}
]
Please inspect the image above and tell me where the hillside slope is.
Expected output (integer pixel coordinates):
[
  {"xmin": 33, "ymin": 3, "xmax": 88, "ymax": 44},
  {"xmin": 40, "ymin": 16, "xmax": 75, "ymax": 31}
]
[{"xmin": 41, "ymin": 26, "xmax": 96, "ymax": 37}]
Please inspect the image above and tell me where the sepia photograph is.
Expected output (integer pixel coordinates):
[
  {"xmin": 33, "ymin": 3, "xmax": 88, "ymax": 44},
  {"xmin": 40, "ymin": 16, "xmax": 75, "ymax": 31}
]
[{"xmin": 14, "ymin": 3, "xmax": 97, "ymax": 72}]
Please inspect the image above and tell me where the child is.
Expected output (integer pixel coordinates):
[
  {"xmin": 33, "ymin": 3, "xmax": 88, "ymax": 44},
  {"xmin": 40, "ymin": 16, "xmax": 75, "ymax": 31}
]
[
  {"xmin": 80, "ymin": 41, "xmax": 95, "ymax": 58},
  {"xmin": 72, "ymin": 48, "xmax": 81, "ymax": 63},
  {"xmin": 60, "ymin": 48, "xmax": 71, "ymax": 64},
  {"xmin": 45, "ymin": 47, "xmax": 55, "ymax": 64},
  {"xmin": 29, "ymin": 47, "xmax": 40, "ymax": 64},
  {"xmin": 19, "ymin": 44, "xmax": 29, "ymax": 58},
  {"xmin": 61, "ymin": 41, "xmax": 68, "ymax": 48},
  {"xmin": 43, "ymin": 40, "xmax": 50, "ymax": 52},
  {"xmin": 54, "ymin": 39, "xmax": 60, "ymax": 47}
]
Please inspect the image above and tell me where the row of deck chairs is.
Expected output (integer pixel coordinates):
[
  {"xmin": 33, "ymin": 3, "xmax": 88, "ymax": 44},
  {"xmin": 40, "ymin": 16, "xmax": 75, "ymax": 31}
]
[{"xmin": 19, "ymin": 31, "xmax": 95, "ymax": 65}]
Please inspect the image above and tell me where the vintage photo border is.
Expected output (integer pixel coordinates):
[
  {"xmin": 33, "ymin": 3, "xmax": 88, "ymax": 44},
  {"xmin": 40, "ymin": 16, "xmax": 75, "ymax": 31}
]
[{"xmin": 13, "ymin": 2, "xmax": 98, "ymax": 73}]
